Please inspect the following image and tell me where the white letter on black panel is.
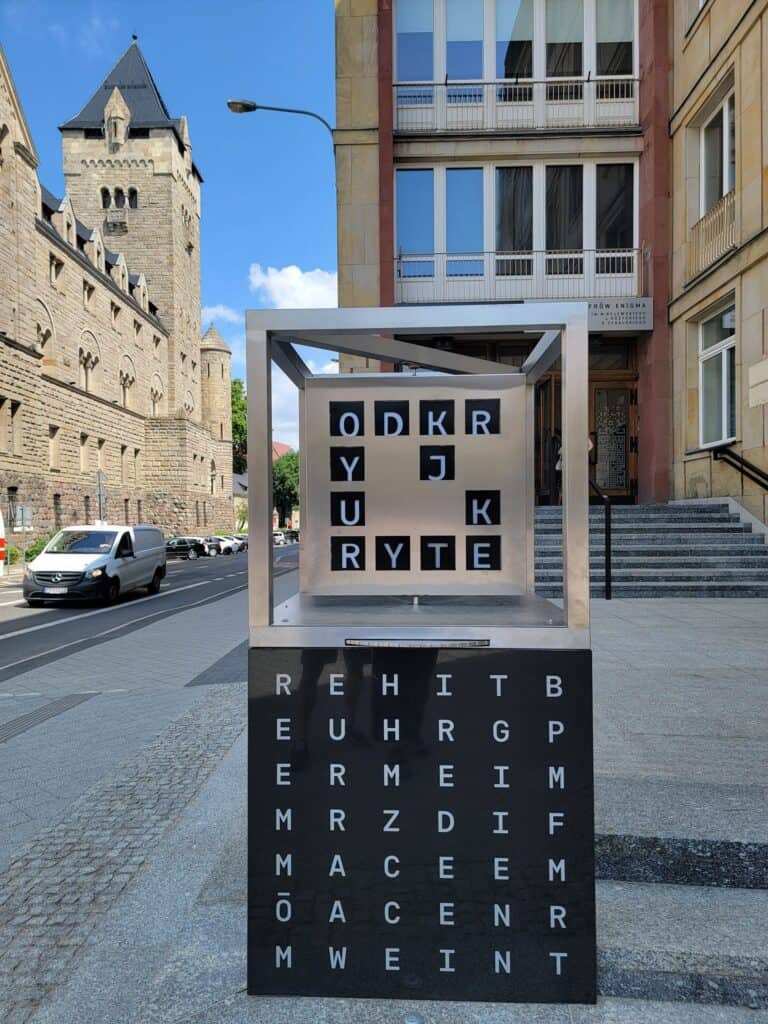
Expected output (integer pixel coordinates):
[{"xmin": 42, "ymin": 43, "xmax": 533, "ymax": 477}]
[
  {"xmin": 494, "ymin": 951, "xmax": 512, "ymax": 974},
  {"xmin": 275, "ymin": 674, "xmax": 291, "ymax": 695},
  {"xmin": 275, "ymin": 946, "xmax": 292, "ymax": 968},
  {"xmin": 548, "ymin": 720, "xmax": 565, "ymax": 743},
  {"xmin": 330, "ymin": 763, "xmax": 346, "ymax": 786},
  {"xmin": 436, "ymin": 673, "xmax": 452, "ymax": 696},
  {"xmin": 329, "ymin": 900, "xmax": 346, "ymax": 923},
  {"xmin": 383, "ymin": 809, "xmax": 400, "ymax": 832},
  {"xmin": 385, "ymin": 948, "xmax": 400, "ymax": 972},
  {"xmin": 384, "ymin": 901, "xmax": 400, "ymax": 924},
  {"xmin": 494, "ymin": 904, "xmax": 511, "ymax": 927},
  {"xmin": 276, "ymin": 764, "xmax": 291, "ymax": 786},
  {"xmin": 548, "ymin": 812, "xmax": 565, "ymax": 835},
  {"xmin": 276, "ymin": 718, "xmax": 291, "ymax": 741},
  {"xmin": 546, "ymin": 674, "xmax": 564, "ymax": 697},
  {"xmin": 549, "ymin": 906, "xmax": 567, "ymax": 929},
  {"xmin": 384, "ymin": 855, "xmax": 400, "ymax": 878},
  {"xmin": 439, "ymin": 855, "xmax": 454, "ymax": 879},
  {"xmin": 329, "ymin": 808, "xmax": 346, "ymax": 831},
  {"xmin": 275, "ymin": 853, "xmax": 292, "ymax": 877},
  {"xmin": 550, "ymin": 952, "xmax": 568, "ymax": 976},
  {"xmin": 549, "ymin": 858, "xmax": 567, "ymax": 882},
  {"xmin": 329, "ymin": 718, "xmax": 347, "ymax": 741},
  {"xmin": 440, "ymin": 949, "xmax": 456, "ymax": 972},
  {"xmin": 275, "ymin": 808, "xmax": 292, "ymax": 831},
  {"xmin": 384, "ymin": 763, "xmax": 400, "ymax": 787},
  {"xmin": 438, "ymin": 720, "xmax": 455, "ymax": 742},
  {"xmin": 329, "ymin": 946, "xmax": 348, "ymax": 969},
  {"xmin": 549, "ymin": 766, "xmax": 566, "ymax": 789},
  {"xmin": 329, "ymin": 854, "xmax": 346, "ymax": 877}
]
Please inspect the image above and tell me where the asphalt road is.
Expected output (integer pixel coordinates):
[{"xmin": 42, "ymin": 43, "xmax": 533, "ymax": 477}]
[{"xmin": 0, "ymin": 543, "xmax": 298, "ymax": 685}]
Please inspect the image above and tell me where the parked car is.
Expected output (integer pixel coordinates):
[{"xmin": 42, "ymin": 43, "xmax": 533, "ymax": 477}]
[
  {"xmin": 165, "ymin": 537, "xmax": 208, "ymax": 560},
  {"xmin": 233, "ymin": 533, "xmax": 248, "ymax": 551},
  {"xmin": 273, "ymin": 531, "xmax": 286, "ymax": 546},
  {"xmin": 23, "ymin": 524, "xmax": 166, "ymax": 606},
  {"xmin": 204, "ymin": 535, "xmax": 233, "ymax": 555},
  {"xmin": 216, "ymin": 534, "xmax": 243, "ymax": 553},
  {"xmin": 284, "ymin": 530, "xmax": 299, "ymax": 544}
]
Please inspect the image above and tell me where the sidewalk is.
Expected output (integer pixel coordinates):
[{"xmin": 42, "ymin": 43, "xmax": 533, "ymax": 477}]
[{"xmin": 3, "ymin": 598, "xmax": 768, "ymax": 1023}]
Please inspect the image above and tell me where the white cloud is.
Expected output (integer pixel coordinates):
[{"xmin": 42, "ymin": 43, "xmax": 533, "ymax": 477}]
[
  {"xmin": 249, "ymin": 263, "xmax": 337, "ymax": 309},
  {"xmin": 202, "ymin": 304, "xmax": 244, "ymax": 326}
]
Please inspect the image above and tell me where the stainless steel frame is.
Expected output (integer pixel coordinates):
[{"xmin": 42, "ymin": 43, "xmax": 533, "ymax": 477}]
[{"xmin": 247, "ymin": 304, "xmax": 589, "ymax": 650}]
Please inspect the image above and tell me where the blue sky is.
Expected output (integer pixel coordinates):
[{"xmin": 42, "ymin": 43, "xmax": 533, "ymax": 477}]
[{"xmin": 1, "ymin": 0, "xmax": 340, "ymax": 444}]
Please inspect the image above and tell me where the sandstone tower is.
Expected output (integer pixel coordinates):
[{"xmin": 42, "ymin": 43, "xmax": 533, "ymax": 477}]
[
  {"xmin": 201, "ymin": 325, "xmax": 232, "ymax": 444},
  {"xmin": 60, "ymin": 42, "xmax": 202, "ymax": 418}
]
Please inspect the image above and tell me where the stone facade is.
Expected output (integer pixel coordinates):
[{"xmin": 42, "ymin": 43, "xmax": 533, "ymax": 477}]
[
  {"xmin": 0, "ymin": 42, "xmax": 233, "ymax": 543},
  {"xmin": 669, "ymin": 0, "xmax": 768, "ymax": 522}
]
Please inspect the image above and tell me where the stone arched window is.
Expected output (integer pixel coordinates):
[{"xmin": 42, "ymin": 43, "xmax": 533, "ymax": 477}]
[
  {"xmin": 114, "ymin": 188, "xmax": 125, "ymax": 210},
  {"xmin": 119, "ymin": 354, "xmax": 136, "ymax": 409},
  {"xmin": 128, "ymin": 188, "xmax": 138, "ymax": 209},
  {"xmin": 183, "ymin": 390, "xmax": 195, "ymax": 417},
  {"xmin": 0, "ymin": 124, "xmax": 9, "ymax": 169},
  {"xmin": 78, "ymin": 339, "xmax": 100, "ymax": 393},
  {"xmin": 149, "ymin": 373, "xmax": 164, "ymax": 417},
  {"xmin": 34, "ymin": 300, "xmax": 55, "ymax": 357},
  {"xmin": 210, "ymin": 459, "xmax": 217, "ymax": 496},
  {"xmin": 101, "ymin": 187, "xmax": 111, "ymax": 209}
]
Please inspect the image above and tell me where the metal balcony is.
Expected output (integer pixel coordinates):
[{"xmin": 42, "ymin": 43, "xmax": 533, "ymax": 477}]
[
  {"xmin": 686, "ymin": 190, "xmax": 736, "ymax": 279},
  {"xmin": 393, "ymin": 78, "xmax": 639, "ymax": 134},
  {"xmin": 394, "ymin": 248, "xmax": 648, "ymax": 304}
]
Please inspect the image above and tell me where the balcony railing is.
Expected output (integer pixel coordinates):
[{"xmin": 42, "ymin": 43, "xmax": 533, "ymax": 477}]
[
  {"xmin": 687, "ymin": 190, "xmax": 736, "ymax": 279},
  {"xmin": 395, "ymin": 248, "xmax": 647, "ymax": 304},
  {"xmin": 393, "ymin": 78, "xmax": 639, "ymax": 133}
]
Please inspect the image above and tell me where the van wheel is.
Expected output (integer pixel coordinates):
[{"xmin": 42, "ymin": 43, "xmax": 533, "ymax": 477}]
[
  {"xmin": 187, "ymin": 548, "xmax": 199, "ymax": 560},
  {"xmin": 26, "ymin": 599, "xmax": 43, "ymax": 608},
  {"xmin": 209, "ymin": 548, "xmax": 218, "ymax": 557},
  {"xmin": 105, "ymin": 578, "xmax": 120, "ymax": 604},
  {"xmin": 147, "ymin": 569, "xmax": 162, "ymax": 595}
]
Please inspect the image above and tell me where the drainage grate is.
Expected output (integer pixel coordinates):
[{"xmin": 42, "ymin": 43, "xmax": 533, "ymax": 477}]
[{"xmin": 0, "ymin": 692, "xmax": 98, "ymax": 743}]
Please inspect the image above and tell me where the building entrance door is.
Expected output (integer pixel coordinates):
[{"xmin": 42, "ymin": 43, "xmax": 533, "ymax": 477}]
[{"xmin": 589, "ymin": 382, "xmax": 637, "ymax": 501}]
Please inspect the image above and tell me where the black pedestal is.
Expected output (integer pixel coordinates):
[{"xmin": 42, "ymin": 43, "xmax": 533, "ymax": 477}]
[{"xmin": 247, "ymin": 646, "xmax": 596, "ymax": 1004}]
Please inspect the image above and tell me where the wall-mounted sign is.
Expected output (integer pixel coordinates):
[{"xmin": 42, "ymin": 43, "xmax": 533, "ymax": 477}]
[
  {"xmin": 301, "ymin": 375, "xmax": 528, "ymax": 595},
  {"xmin": 248, "ymin": 647, "xmax": 596, "ymax": 1003},
  {"xmin": 587, "ymin": 298, "xmax": 653, "ymax": 333}
]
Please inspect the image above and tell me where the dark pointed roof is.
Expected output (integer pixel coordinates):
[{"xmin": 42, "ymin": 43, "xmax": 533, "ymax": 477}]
[{"xmin": 60, "ymin": 42, "xmax": 174, "ymax": 131}]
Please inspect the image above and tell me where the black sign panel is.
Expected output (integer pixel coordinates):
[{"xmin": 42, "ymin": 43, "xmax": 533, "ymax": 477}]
[{"xmin": 248, "ymin": 647, "xmax": 596, "ymax": 1004}]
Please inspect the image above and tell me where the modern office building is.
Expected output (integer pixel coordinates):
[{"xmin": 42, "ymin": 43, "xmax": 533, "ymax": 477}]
[
  {"xmin": 335, "ymin": 0, "xmax": 670, "ymax": 504},
  {"xmin": 669, "ymin": 0, "xmax": 768, "ymax": 522}
]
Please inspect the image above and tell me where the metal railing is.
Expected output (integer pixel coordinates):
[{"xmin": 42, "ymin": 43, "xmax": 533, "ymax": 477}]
[
  {"xmin": 589, "ymin": 479, "xmax": 612, "ymax": 600},
  {"xmin": 686, "ymin": 189, "xmax": 736, "ymax": 279},
  {"xmin": 393, "ymin": 77, "xmax": 639, "ymax": 133},
  {"xmin": 712, "ymin": 445, "xmax": 768, "ymax": 494},
  {"xmin": 395, "ymin": 248, "xmax": 647, "ymax": 304}
]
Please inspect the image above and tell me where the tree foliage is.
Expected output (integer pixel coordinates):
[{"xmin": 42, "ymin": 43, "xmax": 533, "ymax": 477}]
[
  {"xmin": 231, "ymin": 378, "xmax": 247, "ymax": 474},
  {"xmin": 272, "ymin": 450, "xmax": 299, "ymax": 527}
]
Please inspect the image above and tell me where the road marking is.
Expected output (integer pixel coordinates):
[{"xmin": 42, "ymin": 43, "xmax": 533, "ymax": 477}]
[
  {"xmin": 0, "ymin": 599, "xmax": 23, "ymax": 607},
  {"xmin": 0, "ymin": 582, "xmax": 247, "ymax": 674},
  {"xmin": 0, "ymin": 580, "xmax": 208, "ymax": 642}
]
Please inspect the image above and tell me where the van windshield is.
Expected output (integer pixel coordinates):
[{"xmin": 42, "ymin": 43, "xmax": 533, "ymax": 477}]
[{"xmin": 46, "ymin": 530, "xmax": 117, "ymax": 554}]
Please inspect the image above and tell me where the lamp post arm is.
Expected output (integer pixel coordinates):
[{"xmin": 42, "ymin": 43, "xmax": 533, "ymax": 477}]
[{"xmin": 252, "ymin": 103, "xmax": 334, "ymax": 139}]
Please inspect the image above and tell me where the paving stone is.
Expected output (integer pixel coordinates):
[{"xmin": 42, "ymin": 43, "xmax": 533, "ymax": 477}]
[{"xmin": 0, "ymin": 683, "xmax": 246, "ymax": 1023}]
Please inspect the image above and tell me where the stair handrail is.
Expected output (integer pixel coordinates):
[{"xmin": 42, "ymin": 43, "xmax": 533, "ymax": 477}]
[
  {"xmin": 589, "ymin": 479, "xmax": 612, "ymax": 600},
  {"xmin": 711, "ymin": 445, "xmax": 768, "ymax": 493}
]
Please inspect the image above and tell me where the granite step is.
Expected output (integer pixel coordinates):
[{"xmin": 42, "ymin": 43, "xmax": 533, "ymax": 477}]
[
  {"xmin": 536, "ymin": 523, "xmax": 751, "ymax": 534},
  {"xmin": 537, "ymin": 582, "xmax": 768, "ymax": 597},
  {"xmin": 536, "ymin": 556, "xmax": 768, "ymax": 568},
  {"xmin": 596, "ymin": 881, "xmax": 768, "ymax": 1009},
  {"xmin": 537, "ymin": 568, "xmax": 768, "ymax": 581}
]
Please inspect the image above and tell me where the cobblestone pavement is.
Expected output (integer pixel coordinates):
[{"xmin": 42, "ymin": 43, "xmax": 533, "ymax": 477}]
[{"xmin": 0, "ymin": 683, "xmax": 246, "ymax": 1024}]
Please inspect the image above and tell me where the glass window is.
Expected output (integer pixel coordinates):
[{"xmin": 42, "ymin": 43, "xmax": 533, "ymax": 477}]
[
  {"xmin": 496, "ymin": 0, "xmax": 533, "ymax": 79},
  {"xmin": 596, "ymin": 0, "xmax": 634, "ymax": 76},
  {"xmin": 396, "ymin": 0, "xmax": 433, "ymax": 81},
  {"xmin": 446, "ymin": 0, "xmax": 483, "ymax": 80},
  {"xmin": 396, "ymin": 169, "xmax": 434, "ymax": 276},
  {"xmin": 546, "ymin": 165, "xmax": 583, "ymax": 250},
  {"xmin": 546, "ymin": 0, "xmax": 583, "ymax": 77},
  {"xmin": 446, "ymin": 168, "xmax": 484, "ymax": 275},
  {"xmin": 701, "ymin": 93, "xmax": 735, "ymax": 215},
  {"xmin": 596, "ymin": 164, "xmax": 634, "ymax": 249},
  {"xmin": 699, "ymin": 303, "xmax": 736, "ymax": 447},
  {"xmin": 496, "ymin": 167, "xmax": 533, "ymax": 251}
]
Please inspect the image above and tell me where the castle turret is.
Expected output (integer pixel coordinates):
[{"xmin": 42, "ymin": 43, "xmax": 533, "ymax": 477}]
[
  {"xmin": 59, "ymin": 41, "xmax": 202, "ymax": 417},
  {"xmin": 201, "ymin": 325, "xmax": 232, "ymax": 443}
]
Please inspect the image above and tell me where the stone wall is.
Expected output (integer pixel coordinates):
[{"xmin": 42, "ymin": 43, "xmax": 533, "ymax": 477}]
[{"xmin": 0, "ymin": 45, "xmax": 233, "ymax": 541}]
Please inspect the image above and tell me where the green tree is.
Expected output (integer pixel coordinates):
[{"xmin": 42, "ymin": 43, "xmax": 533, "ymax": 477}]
[
  {"xmin": 231, "ymin": 378, "xmax": 247, "ymax": 474},
  {"xmin": 272, "ymin": 450, "xmax": 299, "ymax": 527}
]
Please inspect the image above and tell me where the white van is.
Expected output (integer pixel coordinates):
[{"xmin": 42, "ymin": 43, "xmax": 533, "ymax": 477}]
[{"xmin": 23, "ymin": 524, "xmax": 166, "ymax": 606}]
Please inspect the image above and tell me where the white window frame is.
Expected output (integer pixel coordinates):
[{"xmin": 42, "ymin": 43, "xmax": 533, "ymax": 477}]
[
  {"xmin": 698, "ymin": 303, "xmax": 736, "ymax": 449},
  {"xmin": 394, "ymin": 158, "xmax": 639, "ymax": 261},
  {"xmin": 699, "ymin": 91, "xmax": 735, "ymax": 218},
  {"xmin": 392, "ymin": 0, "xmax": 638, "ymax": 83}
]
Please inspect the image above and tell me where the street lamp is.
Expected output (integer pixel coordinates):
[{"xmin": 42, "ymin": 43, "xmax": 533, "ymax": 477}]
[{"xmin": 226, "ymin": 99, "xmax": 334, "ymax": 140}]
